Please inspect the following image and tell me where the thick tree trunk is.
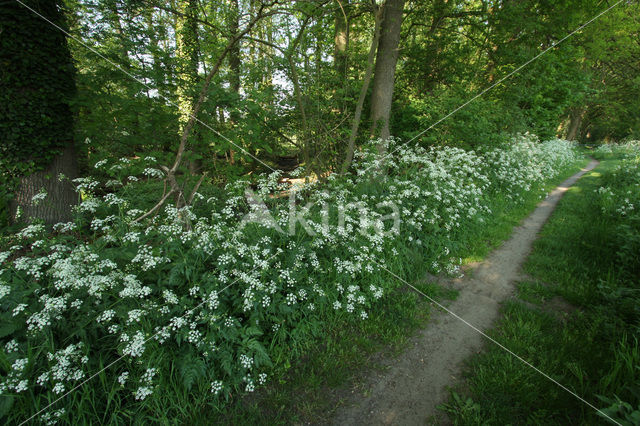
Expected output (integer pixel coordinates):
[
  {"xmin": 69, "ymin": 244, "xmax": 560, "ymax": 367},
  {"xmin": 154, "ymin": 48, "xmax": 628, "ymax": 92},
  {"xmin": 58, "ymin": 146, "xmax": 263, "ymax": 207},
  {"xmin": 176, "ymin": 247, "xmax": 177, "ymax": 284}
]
[
  {"xmin": 3, "ymin": 0, "xmax": 79, "ymax": 225},
  {"xmin": 175, "ymin": 0, "xmax": 202, "ymax": 174},
  {"xmin": 566, "ymin": 107, "xmax": 585, "ymax": 141},
  {"xmin": 11, "ymin": 146, "xmax": 78, "ymax": 224},
  {"xmin": 369, "ymin": 0, "xmax": 405, "ymax": 142}
]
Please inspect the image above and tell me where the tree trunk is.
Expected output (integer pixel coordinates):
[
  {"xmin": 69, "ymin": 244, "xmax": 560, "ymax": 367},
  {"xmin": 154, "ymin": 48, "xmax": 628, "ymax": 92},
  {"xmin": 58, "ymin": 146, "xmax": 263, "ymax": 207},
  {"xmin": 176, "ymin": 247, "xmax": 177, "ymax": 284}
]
[
  {"xmin": 229, "ymin": 0, "xmax": 241, "ymax": 96},
  {"xmin": 566, "ymin": 107, "xmax": 585, "ymax": 141},
  {"xmin": 145, "ymin": 9, "xmax": 167, "ymax": 98},
  {"xmin": 228, "ymin": 0, "xmax": 241, "ymax": 165},
  {"xmin": 107, "ymin": 1, "xmax": 131, "ymax": 73},
  {"xmin": 2, "ymin": 0, "xmax": 79, "ymax": 225},
  {"xmin": 341, "ymin": 6, "xmax": 383, "ymax": 174},
  {"xmin": 284, "ymin": 19, "xmax": 311, "ymax": 167},
  {"xmin": 175, "ymin": 0, "xmax": 202, "ymax": 174},
  {"xmin": 289, "ymin": 55, "xmax": 310, "ymax": 165},
  {"xmin": 11, "ymin": 146, "xmax": 78, "ymax": 224},
  {"xmin": 334, "ymin": 0, "xmax": 349, "ymax": 78},
  {"xmin": 369, "ymin": 0, "xmax": 405, "ymax": 142}
]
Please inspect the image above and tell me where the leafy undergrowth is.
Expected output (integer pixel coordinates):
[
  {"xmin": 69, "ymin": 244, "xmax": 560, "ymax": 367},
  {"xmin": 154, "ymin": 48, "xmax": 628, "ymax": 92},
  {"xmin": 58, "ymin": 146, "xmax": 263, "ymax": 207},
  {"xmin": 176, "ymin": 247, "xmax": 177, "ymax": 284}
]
[
  {"xmin": 213, "ymin": 282, "xmax": 444, "ymax": 425},
  {"xmin": 444, "ymin": 141, "xmax": 640, "ymax": 426},
  {"xmin": 211, "ymin": 159, "xmax": 590, "ymax": 425},
  {"xmin": 0, "ymin": 135, "xmax": 583, "ymax": 424}
]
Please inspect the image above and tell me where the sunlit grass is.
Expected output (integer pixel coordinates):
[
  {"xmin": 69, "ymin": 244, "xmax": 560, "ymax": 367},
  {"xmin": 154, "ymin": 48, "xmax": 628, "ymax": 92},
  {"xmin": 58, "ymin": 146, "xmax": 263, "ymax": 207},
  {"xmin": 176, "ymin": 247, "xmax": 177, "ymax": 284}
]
[{"xmin": 445, "ymin": 151, "xmax": 640, "ymax": 425}]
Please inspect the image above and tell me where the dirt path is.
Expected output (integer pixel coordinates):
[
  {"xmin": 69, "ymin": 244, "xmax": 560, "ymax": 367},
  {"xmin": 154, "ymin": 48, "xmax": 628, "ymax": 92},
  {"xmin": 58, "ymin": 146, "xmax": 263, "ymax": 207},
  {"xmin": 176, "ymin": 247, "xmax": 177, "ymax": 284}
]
[{"xmin": 330, "ymin": 160, "xmax": 599, "ymax": 426}]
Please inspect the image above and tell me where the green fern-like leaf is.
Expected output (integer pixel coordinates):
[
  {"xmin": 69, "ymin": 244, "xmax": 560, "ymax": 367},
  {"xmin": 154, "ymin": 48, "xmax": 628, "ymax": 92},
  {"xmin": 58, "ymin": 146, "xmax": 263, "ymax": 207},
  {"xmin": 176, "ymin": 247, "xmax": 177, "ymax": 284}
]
[{"xmin": 178, "ymin": 353, "xmax": 207, "ymax": 391}]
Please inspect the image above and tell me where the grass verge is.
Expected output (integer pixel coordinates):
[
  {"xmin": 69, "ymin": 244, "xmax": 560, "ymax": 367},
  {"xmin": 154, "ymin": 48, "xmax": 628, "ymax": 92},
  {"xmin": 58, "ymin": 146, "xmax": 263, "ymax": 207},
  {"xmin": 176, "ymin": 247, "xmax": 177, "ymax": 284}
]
[{"xmin": 444, "ymin": 157, "xmax": 640, "ymax": 425}]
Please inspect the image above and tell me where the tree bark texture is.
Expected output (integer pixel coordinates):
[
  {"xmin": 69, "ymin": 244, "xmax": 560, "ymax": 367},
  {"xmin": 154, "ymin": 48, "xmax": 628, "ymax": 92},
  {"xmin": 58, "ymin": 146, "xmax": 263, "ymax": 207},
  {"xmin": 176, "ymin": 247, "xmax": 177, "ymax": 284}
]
[
  {"xmin": 369, "ymin": 0, "xmax": 405, "ymax": 141},
  {"xmin": 11, "ymin": 146, "xmax": 78, "ymax": 225},
  {"xmin": 334, "ymin": 0, "xmax": 349, "ymax": 78}
]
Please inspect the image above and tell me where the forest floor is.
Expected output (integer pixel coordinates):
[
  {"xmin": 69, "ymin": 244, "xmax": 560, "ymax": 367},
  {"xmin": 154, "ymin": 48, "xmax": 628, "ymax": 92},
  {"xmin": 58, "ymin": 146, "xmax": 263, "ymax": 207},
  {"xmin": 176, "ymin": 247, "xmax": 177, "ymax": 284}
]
[{"xmin": 330, "ymin": 160, "xmax": 599, "ymax": 425}]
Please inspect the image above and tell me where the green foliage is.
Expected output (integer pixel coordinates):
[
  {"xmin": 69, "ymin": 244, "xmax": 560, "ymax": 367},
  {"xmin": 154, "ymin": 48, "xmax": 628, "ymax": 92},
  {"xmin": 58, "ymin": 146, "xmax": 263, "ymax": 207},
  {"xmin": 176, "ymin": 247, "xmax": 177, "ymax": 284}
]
[
  {"xmin": 447, "ymin": 149, "xmax": 640, "ymax": 425},
  {"xmin": 598, "ymin": 396, "xmax": 640, "ymax": 426},
  {"xmin": 2, "ymin": 0, "xmax": 640, "ymax": 421},
  {"xmin": 0, "ymin": 137, "xmax": 582, "ymax": 423},
  {"xmin": 394, "ymin": 86, "xmax": 515, "ymax": 148},
  {"xmin": 582, "ymin": 7, "xmax": 640, "ymax": 141},
  {"xmin": 46, "ymin": 0, "xmax": 639, "ymax": 182},
  {"xmin": 397, "ymin": 0, "xmax": 605, "ymax": 146}
]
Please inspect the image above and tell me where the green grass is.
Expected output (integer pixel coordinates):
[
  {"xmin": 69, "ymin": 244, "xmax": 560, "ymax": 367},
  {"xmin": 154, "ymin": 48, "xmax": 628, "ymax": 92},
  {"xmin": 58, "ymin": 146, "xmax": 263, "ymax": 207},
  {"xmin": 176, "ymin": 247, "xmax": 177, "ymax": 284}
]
[
  {"xmin": 203, "ymin": 161, "xmax": 588, "ymax": 425},
  {"xmin": 445, "ymin": 157, "xmax": 640, "ymax": 425},
  {"xmin": 211, "ymin": 286, "xmax": 434, "ymax": 425}
]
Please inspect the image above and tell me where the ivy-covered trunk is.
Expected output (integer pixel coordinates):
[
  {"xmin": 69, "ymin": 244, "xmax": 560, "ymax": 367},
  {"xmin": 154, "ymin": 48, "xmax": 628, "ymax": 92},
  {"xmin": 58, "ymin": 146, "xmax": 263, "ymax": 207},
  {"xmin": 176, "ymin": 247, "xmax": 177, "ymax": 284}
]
[
  {"xmin": 175, "ymin": 0, "xmax": 202, "ymax": 175},
  {"xmin": 0, "ymin": 0, "xmax": 78, "ymax": 225}
]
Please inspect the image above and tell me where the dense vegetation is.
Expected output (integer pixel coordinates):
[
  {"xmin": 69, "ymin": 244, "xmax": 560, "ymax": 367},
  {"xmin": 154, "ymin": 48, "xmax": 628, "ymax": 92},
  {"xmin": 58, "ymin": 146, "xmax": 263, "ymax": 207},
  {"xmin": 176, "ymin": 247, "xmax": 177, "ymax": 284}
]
[
  {"xmin": 445, "ymin": 142, "xmax": 640, "ymax": 425},
  {"xmin": 0, "ymin": 136, "xmax": 581, "ymax": 422},
  {"xmin": 2, "ymin": 0, "xmax": 639, "ymax": 222},
  {"xmin": 1, "ymin": 0, "xmax": 639, "ymax": 424}
]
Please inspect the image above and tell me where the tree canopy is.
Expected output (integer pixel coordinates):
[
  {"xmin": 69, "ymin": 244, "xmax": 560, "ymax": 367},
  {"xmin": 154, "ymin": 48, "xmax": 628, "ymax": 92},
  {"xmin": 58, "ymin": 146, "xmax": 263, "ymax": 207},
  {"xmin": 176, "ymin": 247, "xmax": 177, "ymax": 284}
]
[
  {"xmin": 1, "ymin": 0, "xmax": 639, "ymax": 222},
  {"xmin": 60, "ymin": 0, "xmax": 640, "ymax": 176}
]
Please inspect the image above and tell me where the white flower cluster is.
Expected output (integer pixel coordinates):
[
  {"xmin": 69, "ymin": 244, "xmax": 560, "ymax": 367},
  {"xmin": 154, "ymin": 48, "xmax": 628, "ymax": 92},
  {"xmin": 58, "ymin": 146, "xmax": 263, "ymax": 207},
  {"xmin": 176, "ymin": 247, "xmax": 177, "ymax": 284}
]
[
  {"xmin": 17, "ymin": 224, "xmax": 45, "ymax": 239},
  {"xmin": 0, "ymin": 251, "xmax": 11, "ymax": 264},
  {"xmin": 239, "ymin": 354, "xmax": 253, "ymax": 369},
  {"xmin": 52, "ymin": 222, "xmax": 77, "ymax": 233},
  {"xmin": 94, "ymin": 159, "xmax": 109, "ymax": 169},
  {"xmin": 0, "ymin": 134, "xmax": 582, "ymax": 417},
  {"xmin": 133, "ymin": 367, "xmax": 157, "ymax": 400},
  {"xmin": 482, "ymin": 135, "xmax": 579, "ymax": 202},
  {"xmin": 143, "ymin": 168, "xmax": 164, "ymax": 179},
  {"xmin": 210, "ymin": 379, "xmax": 223, "ymax": 395},
  {"xmin": 104, "ymin": 193, "xmax": 126, "ymax": 207},
  {"xmin": 0, "ymin": 358, "xmax": 29, "ymax": 394},
  {"xmin": 122, "ymin": 232, "xmax": 140, "ymax": 243},
  {"xmin": 594, "ymin": 140, "xmax": 640, "ymax": 158},
  {"xmin": 75, "ymin": 198, "xmax": 101, "ymax": 213},
  {"xmin": 36, "ymin": 343, "xmax": 88, "ymax": 396},
  {"xmin": 31, "ymin": 189, "xmax": 48, "ymax": 205},
  {"xmin": 122, "ymin": 331, "xmax": 146, "ymax": 358},
  {"xmin": 5, "ymin": 339, "xmax": 18, "ymax": 353},
  {"xmin": 117, "ymin": 371, "xmax": 129, "ymax": 385},
  {"xmin": 595, "ymin": 142, "xmax": 640, "ymax": 219},
  {"xmin": 131, "ymin": 246, "xmax": 170, "ymax": 271},
  {"xmin": 72, "ymin": 177, "xmax": 100, "ymax": 193},
  {"xmin": 39, "ymin": 407, "xmax": 66, "ymax": 425}
]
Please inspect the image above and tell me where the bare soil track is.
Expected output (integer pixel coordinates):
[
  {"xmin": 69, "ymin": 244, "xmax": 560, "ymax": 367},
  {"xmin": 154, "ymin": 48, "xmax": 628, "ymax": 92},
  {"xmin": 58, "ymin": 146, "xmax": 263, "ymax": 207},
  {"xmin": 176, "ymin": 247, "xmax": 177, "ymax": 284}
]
[{"xmin": 330, "ymin": 160, "xmax": 599, "ymax": 426}]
